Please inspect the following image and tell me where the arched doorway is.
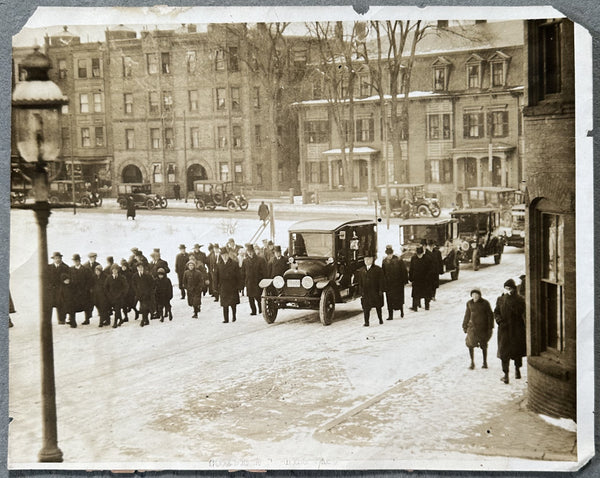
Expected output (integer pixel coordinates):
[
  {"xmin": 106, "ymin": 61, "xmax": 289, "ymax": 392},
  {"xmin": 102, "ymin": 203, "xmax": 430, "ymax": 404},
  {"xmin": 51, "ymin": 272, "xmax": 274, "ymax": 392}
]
[
  {"xmin": 187, "ymin": 164, "xmax": 208, "ymax": 193},
  {"xmin": 122, "ymin": 164, "xmax": 143, "ymax": 183}
]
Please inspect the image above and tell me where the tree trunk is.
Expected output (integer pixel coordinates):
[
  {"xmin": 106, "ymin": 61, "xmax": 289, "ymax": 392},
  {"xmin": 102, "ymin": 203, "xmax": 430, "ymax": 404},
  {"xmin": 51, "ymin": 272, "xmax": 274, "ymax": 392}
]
[{"xmin": 268, "ymin": 95, "xmax": 280, "ymax": 191}]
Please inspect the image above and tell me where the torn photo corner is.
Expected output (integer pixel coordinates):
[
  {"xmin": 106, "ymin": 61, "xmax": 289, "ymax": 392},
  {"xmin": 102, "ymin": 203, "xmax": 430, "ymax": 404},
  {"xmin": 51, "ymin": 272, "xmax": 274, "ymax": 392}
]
[{"xmin": 7, "ymin": 4, "xmax": 594, "ymax": 472}]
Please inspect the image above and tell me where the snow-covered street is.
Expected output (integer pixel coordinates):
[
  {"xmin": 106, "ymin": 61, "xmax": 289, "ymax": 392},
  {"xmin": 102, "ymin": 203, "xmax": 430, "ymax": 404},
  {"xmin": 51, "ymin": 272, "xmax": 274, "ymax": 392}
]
[{"xmin": 8, "ymin": 208, "xmax": 576, "ymax": 469}]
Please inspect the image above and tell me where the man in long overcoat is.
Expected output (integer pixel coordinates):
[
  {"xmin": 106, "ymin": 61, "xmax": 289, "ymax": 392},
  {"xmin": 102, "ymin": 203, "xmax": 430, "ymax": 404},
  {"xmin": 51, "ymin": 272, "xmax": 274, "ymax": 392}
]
[
  {"xmin": 91, "ymin": 265, "xmax": 110, "ymax": 327},
  {"xmin": 207, "ymin": 244, "xmax": 220, "ymax": 301},
  {"xmin": 83, "ymin": 252, "xmax": 101, "ymax": 321},
  {"xmin": 241, "ymin": 243, "xmax": 267, "ymax": 315},
  {"xmin": 104, "ymin": 264, "xmax": 128, "ymax": 328},
  {"xmin": 381, "ymin": 245, "xmax": 408, "ymax": 320},
  {"xmin": 268, "ymin": 245, "xmax": 289, "ymax": 278},
  {"xmin": 258, "ymin": 201, "xmax": 269, "ymax": 224},
  {"xmin": 216, "ymin": 247, "xmax": 242, "ymax": 323},
  {"xmin": 426, "ymin": 240, "xmax": 444, "ymax": 300},
  {"xmin": 70, "ymin": 253, "xmax": 93, "ymax": 325},
  {"xmin": 494, "ymin": 278, "xmax": 526, "ymax": 384},
  {"xmin": 409, "ymin": 246, "xmax": 433, "ymax": 312},
  {"xmin": 462, "ymin": 288, "xmax": 494, "ymax": 369},
  {"xmin": 183, "ymin": 261, "xmax": 208, "ymax": 318},
  {"xmin": 155, "ymin": 267, "xmax": 174, "ymax": 321},
  {"xmin": 119, "ymin": 259, "xmax": 137, "ymax": 321},
  {"xmin": 175, "ymin": 244, "xmax": 189, "ymax": 299},
  {"xmin": 357, "ymin": 254, "xmax": 385, "ymax": 327},
  {"xmin": 148, "ymin": 249, "xmax": 170, "ymax": 278},
  {"xmin": 132, "ymin": 263, "xmax": 155, "ymax": 327},
  {"xmin": 47, "ymin": 251, "xmax": 70, "ymax": 324},
  {"xmin": 191, "ymin": 244, "xmax": 207, "ymax": 268}
]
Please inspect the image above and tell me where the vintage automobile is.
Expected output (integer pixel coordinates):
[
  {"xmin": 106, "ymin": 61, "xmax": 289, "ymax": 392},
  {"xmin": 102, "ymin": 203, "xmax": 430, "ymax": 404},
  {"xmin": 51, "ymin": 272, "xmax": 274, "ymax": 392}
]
[
  {"xmin": 193, "ymin": 180, "xmax": 249, "ymax": 211},
  {"xmin": 259, "ymin": 218, "xmax": 378, "ymax": 326},
  {"xmin": 377, "ymin": 183, "xmax": 441, "ymax": 218},
  {"xmin": 10, "ymin": 190, "xmax": 26, "ymax": 207},
  {"xmin": 48, "ymin": 180, "xmax": 103, "ymax": 207},
  {"xmin": 397, "ymin": 218, "xmax": 461, "ymax": 280},
  {"xmin": 117, "ymin": 183, "xmax": 167, "ymax": 210},
  {"xmin": 465, "ymin": 187, "xmax": 523, "ymax": 226},
  {"xmin": 501, "ymin": 203, "xmax": 526, "ymax": 248},
  {"xmin": 450, "ymin": 208, "xmax": 505, "ymax": 271}
]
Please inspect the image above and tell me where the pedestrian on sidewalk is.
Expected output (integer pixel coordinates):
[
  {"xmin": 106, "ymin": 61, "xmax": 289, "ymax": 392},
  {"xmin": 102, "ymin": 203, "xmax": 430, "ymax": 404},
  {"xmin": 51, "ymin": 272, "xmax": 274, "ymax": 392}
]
[
  {"xmin": 494, "ymin": 278, "xmax": 526, "ymax": 384},
  {"xmin": 183, "ymin": 260, "xmax": 207, "ymax": 318},
  {"xmin": 173, "ymin": 183, "xmax": 181, "ymax": 201},
  {"xmin": 216, "ymin": 246, "xmax": 241, "ymax": 323},
  {"xmin": 175, "ymin": 244, "xmax": 189, "ymax": 300},
  {"xmin": 242, "ymin": 243, "xmax": 267, "ymax": 316},
  {"xmin": 104, "ymin": 264, "xmax": 128, "ymax": 328},
  {"xmin": 132, "ymin": 263, "xmax": 154, "ymax": 327},
  {"xmin": 126, "ymin": 195, "xmax": 136, "ymax": 220},
  {"xmin": 155, "ymin": 268, "xmax": 174, "ymax": 321},
  {"xmin": 258, "ymin": 201, "xmax": 269, "ymax": 225},
  {"xmin": 357, "ymin": 254, "xmax": 384, "ymax": 326},
  {"xmin": 382, "ymin": 245, "xmax": 408, "ymax": 320},
  {"xmin": 91, "ymin": 265, "xmax": 110, "ymax": 327},
  {"xmin": 59, "ymin": 273, "xmax": 77, "ymax": 328},
  {"xmin": 409, "ymin": 246, "xmax": 433, "ymax": 311},
  {"xmin": 462, "ymin": 288, "xmax": 494, "ymax": 369}
]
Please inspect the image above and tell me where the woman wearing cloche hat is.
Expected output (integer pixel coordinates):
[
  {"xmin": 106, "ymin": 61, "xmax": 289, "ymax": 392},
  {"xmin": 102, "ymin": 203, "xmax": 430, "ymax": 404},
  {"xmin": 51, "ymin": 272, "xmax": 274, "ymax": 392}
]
[{"xmin": 462, "ymin": 287, "xmax": 494, "ymax": 370}]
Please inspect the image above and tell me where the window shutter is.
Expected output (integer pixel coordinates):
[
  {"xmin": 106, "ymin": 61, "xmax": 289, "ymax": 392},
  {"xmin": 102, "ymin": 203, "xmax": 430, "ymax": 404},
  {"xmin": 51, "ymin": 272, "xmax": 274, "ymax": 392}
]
[
  {"xmin": 369, "ymin": 118, "xmax": 374, "ymax": 141},
  {"xmin": 478, "ymin": 113, "xmax": 485, "ymax": 138},
  {"xmin": 424, "ymin": 159, "xmax": 431, "ymax": 183},
  {"xmin": 463, "ymin": 114, "xmax": 469, "ymax": 139},
  {"xmin": 502, "ymin": 111, "xmax": 509, "ymax": 136}
]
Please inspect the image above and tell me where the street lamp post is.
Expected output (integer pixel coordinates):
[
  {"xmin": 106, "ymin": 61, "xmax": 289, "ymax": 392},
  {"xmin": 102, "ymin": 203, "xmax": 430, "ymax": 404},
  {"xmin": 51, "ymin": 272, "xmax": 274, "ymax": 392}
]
[{"xmin": 12, "ymin": 46, "xmax": 68, "ymax": 463}]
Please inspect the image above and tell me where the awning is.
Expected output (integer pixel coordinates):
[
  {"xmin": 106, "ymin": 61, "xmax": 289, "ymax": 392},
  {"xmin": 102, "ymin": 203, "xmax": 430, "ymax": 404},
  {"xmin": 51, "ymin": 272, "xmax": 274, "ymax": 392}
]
[
  {"xmin": 322, "ymin": 147, "xmax": 379, "ymax": 155},
  {"xmin": 451, "ymin": 143, "xmax": 515, "ymax": 157}
]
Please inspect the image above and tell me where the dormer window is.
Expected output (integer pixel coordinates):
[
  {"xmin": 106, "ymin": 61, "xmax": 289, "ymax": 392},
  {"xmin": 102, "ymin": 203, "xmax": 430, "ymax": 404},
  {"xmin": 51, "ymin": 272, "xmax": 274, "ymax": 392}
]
[
  {"xmin": 432, "ymin": 57, "xmax": 451, "ymax": 91},
  {"xmin": 489, "ymin": 51, "xmax": 511, "ymax": 87},
  {"xmin": 466, "ymin": 53, "xmax": 484, "ymax": 89}
]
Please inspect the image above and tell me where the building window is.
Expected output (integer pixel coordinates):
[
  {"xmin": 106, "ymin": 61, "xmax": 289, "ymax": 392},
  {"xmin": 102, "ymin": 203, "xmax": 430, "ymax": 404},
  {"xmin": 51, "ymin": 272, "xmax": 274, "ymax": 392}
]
[
  {"xmin": 190, "ymin": 127, "xmax": 200, "ymax": 148},
  {"xmin": 91, "ymin": 58, "xmax": 101, "ymax": 77},
  {"xmin": 188, "ymin": 90, "xmax": 198, "ymax": 111},
  {"xmin": 123, "ymin": 56, "xmax": 133, "ymax": 77},
  {"xmin": 234, "ymin": 163, "xmax": 243, "ymax": 183},
  {"xmin": 312, "ymin": 80, "xmax": 322, "ymax": 100},
  {"xmin": 320, "ymin": 161, "xmax": 328, "ymax": 184},
  {"xmin": 433, "ymin": 67, "xmax": 446, "ymax": 91},
  {"xmin": 428, "ymin": 115, "xmax": 440, "ymax": 140},
  {"xmin": 356, "ymin": 118, "xmax": 374, "ymax": 142},
  {"xmin": 93, "ymin": 93, "xmax": 102, "ymax": 113},
  {"xmin": 256, "ymin": 163, "xmax": 263, "ymax": 186},
  {"xmin": 164, "ymin": 128, "xmax": 174, "ymax": 149},
  {"xmin": 152, "ymin": 163, "xmax": 163, "ymax": 183},
  {"xmin": 167, "ymin": 163, "xmax": 176, "ymax": 183},
  {"xmin": 231, "ymin": 87, "xmax": 241, "ymax": 110},
  {"xmin": 162, "ymin": 91, "xmax": 173, "ymax": 113},
  {"xmin": 254, "ymin": 125, "xmax": 262, "ymax": 147},
  {"xmin": 61, "ymin": 104, "xmax": 69, "ymax": 114},
  {"xmin": 186, "ymin": 50, "xmax": 197, "ymax": 73},
  {"xmin": 217, "ymin": 126, "xmax": 228, "ymax": 148},
  {"xmin": 467, "ymin": 64, "xmax": 480, "ymax": 88},
  {"xmin": 463, "ymin": 112, "xmax": 484, "ymax": 138},
  {"xmin": 149, "ymin": 91, "xmax": 159, "ymax": 114},
  {"xmin": 428, "ymin": 114, "xmax": 451, "ymax": 140},
  {"xmin": 490, "ymin": 111, "xmax": 509, "ymax": 138},
  {"xmin": 491, "ymin": 62, "xmax": 505, "ymax": 87},
  {"xmin": 147, "ymin": 53, "xmax": 158, "ymax": 75},
  {"xmin": 78, "ymin": 59, "xmax": 87, "ymax": 78},
  {"xmin": 540, "ymin": 212, "xmax": 565, "ymax": 351},
  {"xmin": 81, "ymin": 127, "xmax": 91, "ymax": 147},
  {"xmin": 79, "ymin": 93, "xmax": 89, "ymax": 113},
  {"xmin": 94, "ymin": 127, "xmax": 104, "ymax": 147},
  {"xmin": 359, "ymin": 73, "xmax": 371, "ymax": 97},
  {"xmin": 215, "ymin": 49, "xmax": 225, "ymax": 71},
  {"xmin": 253, "ymin": 87, "xmax": 260, "ymax": 108},
  {"xmin": 150, "ymin": 128, "xmax": 161, "ymax": 149},
  {"xmin": 216, "ymin": 88, "xmax": 226, "ymax": 110},
  {"xmin": 219, "ymin": 163, "xmax": 229, "ymax": 181},
  {"xmin": 161, "ymin": 52, "xmax": 171, "ymax": 74},
  {"xmin": 304, "ymin": 120, "xmax": 329, "ymax": 144},
  {"xmin": 125, "ymin": 129, "xmax": 135, "ymax": 150},
  {"xmin": 540, "ymin": 22, "xmax": 561, "ymax": 96},
  {"xmin": 309, "ymin": 162, "xmax": 319, "ymax": 183},
  {"xmin": 58, "ymin": 59, "xmax": 67, "ymax": 79},
  {"xmin": 232, "ymin": 125, "xmax": 242, "ymax": 148},
  {"xmin": 430, "ymin": 159, "xmax": 440, "ymax": 183},
  {"xmin": 124, "ymin": 93, "xmax": 133, "ymax": 114},
  {"xmin": 228, "ymin": 47, "xmax": 239, "ymax": 72}
]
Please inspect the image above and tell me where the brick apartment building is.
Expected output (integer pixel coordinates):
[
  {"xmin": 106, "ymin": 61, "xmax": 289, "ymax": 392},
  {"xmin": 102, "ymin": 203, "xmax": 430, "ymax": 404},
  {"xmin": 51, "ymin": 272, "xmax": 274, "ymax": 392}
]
[
  {"xmin": 295, "ymin": 20, "xmax": 525, "ymax": 207},
  {"xmin": 523, "ymin": 18, "xmax": 576, "ymax": 420}
]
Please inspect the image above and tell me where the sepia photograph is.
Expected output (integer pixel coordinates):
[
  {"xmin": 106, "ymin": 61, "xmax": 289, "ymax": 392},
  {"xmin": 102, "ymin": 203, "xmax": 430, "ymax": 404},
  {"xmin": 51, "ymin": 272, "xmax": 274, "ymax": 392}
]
[{"xmin": 6, "ymin": 5, "xmax": 594, "ymax": 472}]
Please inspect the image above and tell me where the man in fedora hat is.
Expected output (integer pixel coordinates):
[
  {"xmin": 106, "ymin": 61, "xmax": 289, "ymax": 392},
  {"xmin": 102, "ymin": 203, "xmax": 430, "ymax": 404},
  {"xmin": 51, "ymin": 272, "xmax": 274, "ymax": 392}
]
[
  {"xmin": 83, "ymin": 252, "xmax": 101, "ymax": 321},
  {"xmin": 70, "ymin": 253, "xmax": 93, "ymax": 325},
  {"xmin": 48, "ymin": 251, "xmax": 70, "ymax": 324},
  {"xmin": 216, "ymin": 246, "xmax": 242, "ymax": 323},
  {"xmin": 409, "ymin": 246, "xmax": 434, "ymax": 312},
  {"xmin": 267, "ymin": 245, "xmax": 288, "ymax": 278},
  {"xmin": 207, "ymin": 243, "xmax": 220, "ymax": 301},
  {"xmin": 382, "ymin": 245, "xmax": 408, "ymax": 320},
  {"xmin": 357, "ymin": 253, "xmax": 385, "ymax": 326},
  {"xmin": 175, "ymin": 244, "xmax": 189, "ymax": 300},
  {"xmin": 191, "ymin": 243, "xmax": 207, "ymax": 269},
  {"xmin": 132, "ymin": 262, "xmax": 155, "ymax": 327},
  {"xmin": 242, "ymin": 243, "xmax": 267, "ymax": 316}
]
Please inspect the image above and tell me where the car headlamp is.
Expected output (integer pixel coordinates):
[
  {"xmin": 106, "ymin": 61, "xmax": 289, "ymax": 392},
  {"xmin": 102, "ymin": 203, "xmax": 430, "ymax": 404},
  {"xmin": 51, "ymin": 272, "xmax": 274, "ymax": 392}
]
[
  {"xmin": 470, "ymin": 242, "xmax": 477, "ymax": 249},
  {"xmin": 272, "ymin": 276, "xmax": 285, "ymax": 289},
  {"xmin": 301, "ymin": 276, "xmax": 314, "ymax": 289},
  {"xmin": 461, "ymin": 241, "xmax": 470, "ymax": 252}
]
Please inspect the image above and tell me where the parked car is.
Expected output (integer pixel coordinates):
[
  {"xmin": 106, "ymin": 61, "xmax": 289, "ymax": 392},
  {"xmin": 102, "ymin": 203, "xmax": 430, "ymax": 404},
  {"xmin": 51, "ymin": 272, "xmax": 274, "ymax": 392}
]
[
  {"xmin": 501, "ymin": 203, "xmax": 526, "ymax": 248},
  {"xmin": 397, "ymin": 217, "xmax": 461, "ymax": 280},
  {"xmin": 465, "ymin": 187, "xmax": 523, "ymax": 226},
  {"xmin": 48, "ymin": 180, "xmax": 102, "ymax": 207},
  {"xmin": 450, "ymin": 208, "xmax": 505, "ymax": 271},
  {"xmin": 259, "ymin": 218, "xmax": 378, "ymax": 326},
  {"xmin": 10, "ymin": 190, "xmax": 26, "ymax": 207},
  {"xmin": 117, "ymin": 183, "xmax": 167, "ymax": 210},
  {"xmin": 377, "ymin": 183, "xmax": 441, "ymax": 218},
  {"xmin": 193, "ymin": 180, "xmax": 248, "ymax": 211}
]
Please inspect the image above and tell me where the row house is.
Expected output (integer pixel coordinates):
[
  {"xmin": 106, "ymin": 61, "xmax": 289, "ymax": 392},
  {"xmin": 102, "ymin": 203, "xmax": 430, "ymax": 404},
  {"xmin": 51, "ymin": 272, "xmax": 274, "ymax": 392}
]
[{"xmin": 296, "ymin": 20, "xmax": 525, "ymax": 207}]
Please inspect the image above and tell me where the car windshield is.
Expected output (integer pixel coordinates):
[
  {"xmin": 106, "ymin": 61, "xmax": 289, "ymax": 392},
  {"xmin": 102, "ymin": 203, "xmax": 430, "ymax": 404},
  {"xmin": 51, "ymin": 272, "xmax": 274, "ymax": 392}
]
[
  {"xmin": 400, "ymin": 225, "xmax": 443, "ymax": 245},
  {"xmin": 291, "ymin": 232, "xmax": 333, "ymax": 257},
  {"xmin": 455, "ymin": 214, "xmax": 488, "ymax": 234}
]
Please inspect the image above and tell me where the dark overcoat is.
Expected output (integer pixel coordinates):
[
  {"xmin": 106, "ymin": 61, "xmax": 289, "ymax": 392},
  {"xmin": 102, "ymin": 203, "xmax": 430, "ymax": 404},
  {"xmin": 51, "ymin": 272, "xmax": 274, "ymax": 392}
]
[
  {"xmin": 91, "ymin": 271, "xmax": 109, "ymax": 312},
  {"xmin": 462, "ymin": 298, "xmax": 494, "ymax": 348},
  {"xmin": 426, "ymin": 248, "xmax": 444, "ymax": 290},
  {"xmin": 357, "ymin": 264, "xmax": 384, "ymax": 309},
  {"xmin": 183, "ymin": 268, "xmax": 207, "ymax": 307},
  {"xmin": 47, "ymin": 262, "xmax": 70, "ymax": 307},
  {"xmin": 409, "ymin": 254, "xmax": 433, "ymax": 300},
  {"xmin": 131, "ymin": 271, "xmax": 155, "ymax": 312},
  {"xmin": 155, "ymin": 276, "xmax": 174, "ymax": 306},
  {"xmin": 148, "ymin": 258, "xmax": 170, "ymax": 278},
  {"xmin": 104, "ymin": 274, "xmax": 129, "ymax": 308},
  {"xmin": 242, "ymin": 254, "xmax": 267, "ymax": 298},
  {"xmin": 126, "ymin": 197, "xmax": 136, "ymax": 219},
  {"xmin": 175, "ymin": 252, "xmax": 189, "ymax": 286},
  {"xmin": 268, "ymin": 256, "xmax": 289, "ymax": 278},
  {"xmin": 216, "ymin": 258, "xmax": 241, "ymax": 307},
  {"xmin": 191, "ymin": 250, "xmax": 207, "ymax": 267},
  {"xmin": 381, "ymin": 255, "xmax": 408, "ymax": 309},
  {"xmin": 258, "ymin": 203, "xmax": 269, "ymax": 221},
  {"xmin": 58, "ymin": 281, "xmax": 76, "ymax": 315},
  {"xmin": 494, "ymin": 292, "xmax": 526, "ymax": 360},
  {"xmin": 119, "ymin": 267, "xmax": 137, "ymax": 308},
  {"xmin": 70, "ymin": 265, "xmax": 92, "ymax": 312}
]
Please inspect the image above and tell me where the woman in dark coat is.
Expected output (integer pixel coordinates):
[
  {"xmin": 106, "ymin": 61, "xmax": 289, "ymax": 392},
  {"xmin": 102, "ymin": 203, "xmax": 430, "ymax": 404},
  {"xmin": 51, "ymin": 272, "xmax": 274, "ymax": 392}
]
[
  {"xmin": 126, "ymin": 195, "xmax": 136, "ymax": 220},
  {"xmin": 104, "ymin": 264, "xmax": 128, "ymax": 328},
  {"xmin": 462, "ymin": 288, "xmax": 494, "ymax": 369},
  {"xmin": 183, "ymin": 261, "xmax": 208, "ymax": 318},
  {"xmin": 155, "ymin": 267, "xmax": 174, "ymax": 321},
  {"xmin": 494, "ymin": 278, "xmax": 527, "ymax": 384},
  {"xmin": 91, "ymin": 265, "xmax": 110, "ymax": 327},
  {"xmin": 409, "ymin": 246, "xmax": 433, "ymax": 311},
  {"xmin": 215, "ymin": 247, "xmax": 242, "ymax": 323},
  {"xmin": 381, "ymin": 245, "xmax": 408, "ymax": 320}
]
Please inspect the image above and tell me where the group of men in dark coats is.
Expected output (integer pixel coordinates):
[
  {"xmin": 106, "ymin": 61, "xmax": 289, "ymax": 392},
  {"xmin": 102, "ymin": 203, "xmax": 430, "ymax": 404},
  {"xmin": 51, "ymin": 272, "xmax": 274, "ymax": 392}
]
[{"xmin": 409, "ymin": 241, "xmax": 443, "ymax": 312}]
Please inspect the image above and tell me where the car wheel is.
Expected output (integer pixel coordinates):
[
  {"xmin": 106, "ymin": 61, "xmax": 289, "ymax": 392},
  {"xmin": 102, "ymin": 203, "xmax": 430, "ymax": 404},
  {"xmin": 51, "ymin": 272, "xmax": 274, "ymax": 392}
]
[
  {"xmin": 417, "ymin": 204, "xmax": 430, "ymax": 217},
  {"xmin": 238, "ymin": 199, "xmax": 249, "ymax": 211},
  {"xmin": 450, "ymin": 260, "xmax": 460, "ymax": 280},
  {"xmin": 80, "ymin": 196, "xmax": 91, "ymax": 207},
  {"xmin": 118, "ymin": 198, "xmax": 127, "ymax": 209},
  {"xmin": 262, "ymin": 290, "xmax": 278, "ymax": 324},
  {"xmin": 17, "ymin": 195, "xmax": 25, "ymax": 204},
  {"xmin": 430, "ymin": 204, "xmax": 441, "ymax": 217},
  {"xmin": 472, "ymin": 249, "xmax": 480, "ymax": 271},
  {"xmin": 160, "ymin": 197, "xmax": 168, "ymax": 208},
  {"xmin": 494, "ymin": 253, "xmax": 502, "ymax": 264},
  {"xmin": 319, "ymin": 286, "xmax": 335, "ymax": 326},
  {"xmin": 195, "ymin": 199, "xmax": 205, "ymax": 211},
  {"xmin": 49, "ymin": 196, "xmax": 59, "ymax": 204},
  {"xmin": 146, "ymin": 198, "xmax": 156, "ymax": 210},
  {"xmin": 226, "ymin": 199, "xmax": 237, "ymax": 212},
  {"xmin": 213, "ymin": 193, "xmax": 223, "ymax": 205},
  {"xmin": 96, "ymin": 196, "xmax": 103, "ymax": 207}
]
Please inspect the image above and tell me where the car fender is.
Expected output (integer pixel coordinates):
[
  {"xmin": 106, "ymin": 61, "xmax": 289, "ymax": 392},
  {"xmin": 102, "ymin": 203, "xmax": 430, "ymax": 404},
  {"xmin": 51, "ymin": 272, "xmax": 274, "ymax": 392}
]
[
  {"xmin": 259, "ymin": 278, "xmax": 273, "ymax": 289},
  {"xmin": 316, "ymin": 280, "xmax": 331, "ymax": 290}
]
